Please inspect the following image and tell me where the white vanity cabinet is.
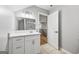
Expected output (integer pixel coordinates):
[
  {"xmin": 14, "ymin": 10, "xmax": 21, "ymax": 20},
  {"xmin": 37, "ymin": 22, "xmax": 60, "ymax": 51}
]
[{"xmin": 9, "ymin": 33, "xmax": 40, "ymax": 54}]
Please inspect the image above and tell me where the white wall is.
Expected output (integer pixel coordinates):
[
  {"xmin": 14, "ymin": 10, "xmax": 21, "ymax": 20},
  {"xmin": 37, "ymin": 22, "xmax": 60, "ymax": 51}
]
[
  {"xmin": 50, "ymin": 5, "xmax": 79, "ymax": 53},
  {"xmin": 0, "ymin": 6, "xmax": 15, "ymax": 51}
]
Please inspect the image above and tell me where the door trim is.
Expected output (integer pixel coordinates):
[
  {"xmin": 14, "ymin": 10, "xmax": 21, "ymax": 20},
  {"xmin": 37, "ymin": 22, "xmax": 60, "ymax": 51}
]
[{"xmin": 38, "ymin": 12, "xmax": 48, "ymax": 45}]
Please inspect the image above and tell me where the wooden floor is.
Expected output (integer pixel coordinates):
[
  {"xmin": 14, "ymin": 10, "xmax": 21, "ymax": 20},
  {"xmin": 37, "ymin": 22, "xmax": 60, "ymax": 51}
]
[
  {"xmin": 40, "ymin": 44, "xmax": 65, "ymax": 54},
  {"xmin": 40, "ymin": 34, "xmax": 47, "ymax": 45}
]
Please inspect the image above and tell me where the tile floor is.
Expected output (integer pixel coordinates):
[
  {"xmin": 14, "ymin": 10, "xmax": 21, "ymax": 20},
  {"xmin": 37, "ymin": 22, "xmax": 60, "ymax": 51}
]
[{"xmin": 40, "ymin": 44, "xmax": 65, "ymax": 54}]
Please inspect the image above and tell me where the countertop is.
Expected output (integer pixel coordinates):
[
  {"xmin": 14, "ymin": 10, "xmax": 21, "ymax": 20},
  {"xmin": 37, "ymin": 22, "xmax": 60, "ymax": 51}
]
[{"xmin": 9, "ymin": 30, "xmax": 40, "ymax": 37}]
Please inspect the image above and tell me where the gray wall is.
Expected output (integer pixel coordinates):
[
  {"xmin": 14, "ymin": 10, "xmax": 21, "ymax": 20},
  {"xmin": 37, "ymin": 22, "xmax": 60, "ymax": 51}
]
[
  {"xmin": 50, "ymin": 5, "xmax": 79, "ymax": 53},
  {"xmin": 0, "ymin": 6, "xmax": 15, "ymax": 51}
]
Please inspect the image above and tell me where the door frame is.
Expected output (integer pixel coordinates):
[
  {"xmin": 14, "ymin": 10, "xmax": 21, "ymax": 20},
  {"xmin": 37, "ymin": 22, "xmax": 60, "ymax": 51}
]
[
  {"xmin": 38, "ymin": 12, "xmax": 48, "ymax": 31},
  {"xmin": 58, "ymin": 10, "xmax": 62, "ymax": 50},
  {"xmin": 38, "ymin": 11, "xmax": 62, "ymax": 50},
  {"xmin": 38, "ymin": 12, "xmax": 48, "ymax": 44}
]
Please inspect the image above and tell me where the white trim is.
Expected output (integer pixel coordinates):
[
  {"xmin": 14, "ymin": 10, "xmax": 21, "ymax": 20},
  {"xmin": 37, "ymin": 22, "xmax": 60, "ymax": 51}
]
[
  {"xmin": 38, "ymin": 12, "xmax": 48, "ymax": 16},
  {"xmin": 61, "ymin": 48, "xmax": 72, "ymax": 54}
]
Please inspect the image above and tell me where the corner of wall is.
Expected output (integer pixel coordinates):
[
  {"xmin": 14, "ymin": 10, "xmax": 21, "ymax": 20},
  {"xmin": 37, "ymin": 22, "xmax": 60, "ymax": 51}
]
[{"xmin": 61, "ymin": 48, "xmax": 72, "ymax": 54}]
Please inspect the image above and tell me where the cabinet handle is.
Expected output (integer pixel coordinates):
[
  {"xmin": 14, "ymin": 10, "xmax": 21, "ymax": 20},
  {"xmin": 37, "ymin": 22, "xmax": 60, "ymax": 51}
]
[
  {"xmin": 16, "ymin": 39, "xmax": 22, "ymax": 41},
  {"xmin": 16, "ymin": 46, "xmax": 21, "ymax": 49},
  {"xmin": 54, "ymin": 31, "xmax": 58, "ymax": 33},
  {"xmin": 32, "ymin": 40, "xmax": 34, "ymax": 45}
]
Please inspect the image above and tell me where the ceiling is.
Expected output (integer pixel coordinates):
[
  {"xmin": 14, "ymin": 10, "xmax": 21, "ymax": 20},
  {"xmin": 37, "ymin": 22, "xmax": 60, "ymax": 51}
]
[
  {"xmin": 36, "ymin": 5, "xmax": 53, "ymax": 11},
  {"xmin": 0, "ymin": 5, "xmax": 53, "ymax": 12},
  {"xmin": 5, "ymin": 5, "xmax": 31, "ymax": 11}
]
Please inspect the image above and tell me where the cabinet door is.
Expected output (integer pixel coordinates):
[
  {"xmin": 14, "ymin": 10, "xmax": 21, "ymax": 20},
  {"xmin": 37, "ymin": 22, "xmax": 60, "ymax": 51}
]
[
  {"xmin": 33, "ymin": 38, "xmax": 40, "ymax": 53},
  {"xmin": 25, "ymin": 35, "xmax": 40, "ymax": 54},
  {"xmin": 25, "ymin": 39, "xmax": 34, "ymax": 54}
]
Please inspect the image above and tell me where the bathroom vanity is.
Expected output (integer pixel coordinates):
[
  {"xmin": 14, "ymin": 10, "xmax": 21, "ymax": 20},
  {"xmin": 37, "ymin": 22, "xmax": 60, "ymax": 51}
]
[
  {"xmin": 8, "ymin": 31, "xmax": 40, "ymax": 54},
  {"xmin": 8, "ymin": 9, "xmax": 41, "ymax": 54}
]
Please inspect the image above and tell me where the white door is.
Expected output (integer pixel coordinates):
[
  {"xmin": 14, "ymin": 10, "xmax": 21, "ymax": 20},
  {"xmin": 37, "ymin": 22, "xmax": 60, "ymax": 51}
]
[{"xmin": 48, "ymin": 11, "xmax": 59, "ymax": 49}]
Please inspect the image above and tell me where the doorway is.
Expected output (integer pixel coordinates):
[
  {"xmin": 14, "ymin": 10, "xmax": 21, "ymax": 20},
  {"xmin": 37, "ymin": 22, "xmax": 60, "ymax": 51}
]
[{"xmin": 39, "ymin": 13, "xmax": 48, "ymax": 45}]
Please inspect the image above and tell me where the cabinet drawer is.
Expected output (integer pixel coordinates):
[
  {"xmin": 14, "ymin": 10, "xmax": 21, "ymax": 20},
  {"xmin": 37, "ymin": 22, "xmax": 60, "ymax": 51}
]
[
  {"xmin": 12, "ymin": 37, "xmax": 24, "ymax": 47},
  {"xmin": 9, "ymin": 37, "xmax": 24, "ymax": 54},
  {"xmin": 12, "ymin": 46, "xmax": 24, "ymax": 54},
  {"xmin": 25, "ymin": 35, "xmax": 40, "ymax": 40},
  {"xmin": 13, "ymin": 43, "xmax": 24, "ymax": 50},
  {"xmin": 12, "ymin": 37, "xmax": 24, "ymax": 50},
  {"xmin": 12, "ymin": 37, "xmax": 24, "ymax": 43}
]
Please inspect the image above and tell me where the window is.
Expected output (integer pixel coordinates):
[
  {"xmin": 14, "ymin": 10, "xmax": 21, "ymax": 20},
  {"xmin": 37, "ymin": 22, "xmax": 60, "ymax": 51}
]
[
  {"xmin": 17, "ymin": 17, "xmax": 36, "ymax": 30},
  {"xmin": 17, "ymin": 19, "xmax": 24, "ymax": 30},
  {"xmin": 25, "ymin": 18, "xmax": 35, "ymax": 30},
  {"xmin": 16, "ymin": 11, "xmax": 36, "ymax": 30}
]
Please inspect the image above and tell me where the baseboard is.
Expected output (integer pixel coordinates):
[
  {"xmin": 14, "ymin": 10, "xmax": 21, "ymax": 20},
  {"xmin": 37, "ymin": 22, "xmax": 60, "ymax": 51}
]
[
  {"xmin": 61, "ymin": 48, "xmax": 72, "ymax": 54},
  {"xmin": 0, "ymin": 51, "xmax": 8, "ymax": 54}
]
